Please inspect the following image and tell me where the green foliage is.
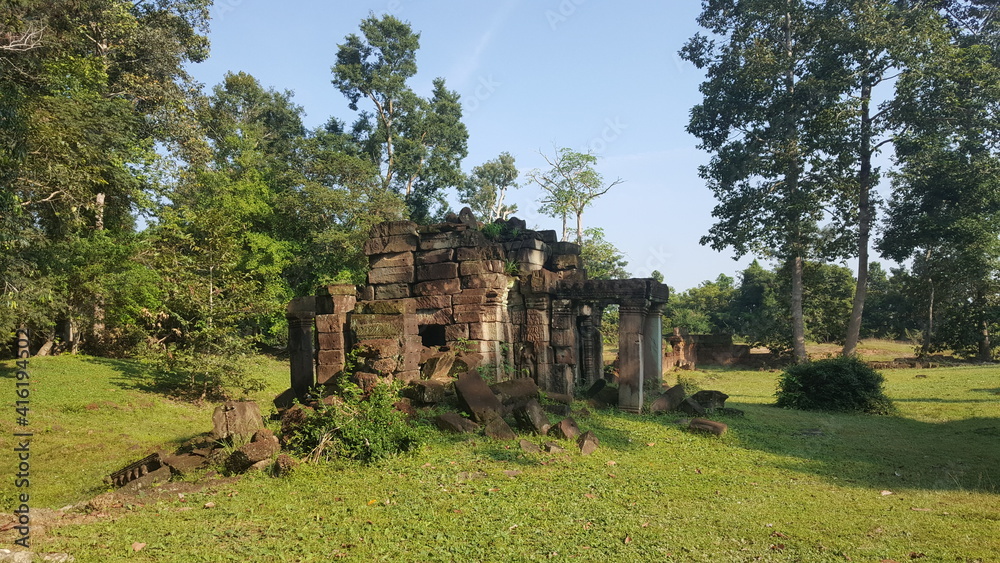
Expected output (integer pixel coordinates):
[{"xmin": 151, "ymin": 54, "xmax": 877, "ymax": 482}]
[
  {"xmin": 663, "ymin": 274, "xmax": 736, "ymax": 335},
  {"xmin": 285, "ymin": 376, "xmax": 421, "ymax": 464},
  {"xmin": 529, "ymin": 148, "xmax": 623, "ymax": 243},
  {"xmin": 580, "ymin": 227, "xmax": 629, "ymax": 280},
  {"xmin": 503, "ymin": 259, "xmax": 520, "ymax": 277},
  {"xmin": 775, "ymin": 356, "xmax": 895, "ymax": 414},
  {"xmin": 458, "ymin": 152, "xmax": 519, "ymax": 222},
  {"xmin": 142, "ymin": 327, "xmax": 265, "ymax": 401},
  {"xmin": 480, "ymin": 222, "xmax": 503, "ymax": 240}
]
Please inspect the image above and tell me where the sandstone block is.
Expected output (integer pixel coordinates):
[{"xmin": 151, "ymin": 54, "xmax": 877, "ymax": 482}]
[
  {"xmin": 691, "ymin": 390, "xmax": 730, "ymax": 410},
  {"xmin": 548, "ymin": 254, "xmax": 582, "ymax": 270},
  {"xmin": 678, "ymin": 397, "xmax": 707, "ymax": 416},
  {"xmin": 550, "ymin": 328, "xmax": 576, "ymax": 348},
  {"xmin": 369, "ymin": 251, "xmax": 414, "ymax": 269},
  {"xmin": 519, "ymin": 439, "xmax": 541, "ymax": 453},
  {"xmin": 434, "ymin": 412, "xmax": 479, "ymax": 433},
  {"xmin": 444, "ymin": 323, "xmax": 469, "ymax": 341},
  {"xmin": 550, "ymin": 241, "xmax": 581, "ymax": 255},
  {"xmin": 363, "ymin": 234, "xmax": 418, "ymax": 255},
  {"xmin": 414, "ymin": 278, "xmax": 461, "ymax": 296},
  {"xmin": 317, "ymin": 330, "xmax": 346, "ymax": 352},
  {"xmin": 416, "ymin": 262, "xmax": 459, "ymax": 281},
  {"xmin": 553, "ymin": 346, "xmax": 576, "ymax": 365},
  {"xmin": 414, "ymin": 294, "xmax": 453, "ymax": 309},
  {"xmin": 351, "ymin": 314, "xmax": 411, "ymax": 340},
  {"xmin": 459, "ymin": 260, "xmax": 505, "ymax": 276},
  {"xmin": 547, "ymin": 417, "xmax": 581, "ymax": 440},
  {"xmin": 415, "ymin": 248, "xmax": 455, "ymax": 265},
  {"xmin": 454, "ymin": 304, "xmax": 504, "ymax": 324},
  {"xmin": 354, "ymin": 299, "xmax": 415, "ymax": 315},
  {"xmin": 403, "ymin": 380, "xmax": 447, "ymax": 404},
  {"xmin": 373, "ymin": 283, "xmax": 411, "ymax": 300},
  {"xmin": 225, "ymin": 439, "xmax": 279, "ymax": 474},
  {"xmin": 511, "ymin": 399, "xmax": 551, "ymax": 434},
  {"xmin": 371, "ymin": 357, "xmax": 398, "ymax": 374},
  {"xmin": 368, "ymin": 265, "xmax": 415, "ymax": 285},
  {"xmin": 461, "ymin": 273, "xmax": 509, "ymax": 290},
  {"xmin": 484, "ymin": 417, "xmax": 517, "ymax": 440},
  {"xmin": 469, "ymin": 321, "xmax": 507, "ymax": 341},
  {"xmin": 455, "ymin": 371, "xmax": 504, "ymax": 423},
  {"xmin": 315, "ymin": 314, "xmax": 345, "ymax": 334},
  {"xmin": 357, "ymin": 338, "xmax": 402, "ymax": 358},
  {"xmin": 416, "ymin": 308, "xmax": 453, "ymax": 326},
  {"xmin": 577, "ymin": 430, "xmax": 599, "ymax": 455},
  {"xmin": 688, "ymin": 418, "xmax": 728, "ymax": 436},
  {"xmin": 316, "ymin": 364, "xmax": 340, "ymax": 384},
  {"xmin": 649, "ymin": 384, "xmax": 686, "ymax": 414},
  {"xmin": 317, "ymin": 349, "xmax": 345, "ymax": 367},
  {"xmin": 211, "ymin": 401, "xmax": 264, "ymax": 441}
]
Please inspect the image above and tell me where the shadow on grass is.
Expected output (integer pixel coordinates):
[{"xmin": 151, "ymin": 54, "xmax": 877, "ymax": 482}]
[
  {"xmin": 725, "ymin": 400, "xmax": 1000, "ymax": 494},
  {"xmin": 81, "ymin": 356, "xmax": 203, "ymax": 401}
]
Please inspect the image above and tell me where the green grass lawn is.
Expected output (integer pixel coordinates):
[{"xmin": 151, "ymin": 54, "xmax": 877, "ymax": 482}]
[{"xmin": 2, "ymin": 356, "xmax": 998, "ymax": 562}]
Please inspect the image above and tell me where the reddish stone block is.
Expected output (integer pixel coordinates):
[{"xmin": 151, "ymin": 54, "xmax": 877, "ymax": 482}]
[
  {"xmin": 413, "ymin": 295, "xmax": 452, "ymax": 309},
  {"xmin": 456, "ymin": 245, "xmax": 506, "ymax": 261},
  {"xmin": 331, "ymin": 294, "xmax": 356, "ymax": 315},
  {"xmin": 453, "ymin": 304, "xmax": 504, "ymax": 324},
  {"xmin": 414, "ymin": 278, "xmax": 461, "ymax": 296},
  {"xmin": 525, "ymin": 324, "xmax": 550, "ymax": 342},
  {"xmin": 416, "ymin": 262, "xmax": 459, "ymax": 281},
  {"xmin": 445, "ymin": 323, "xmax": 469, "ymax": 341},
  {"xmin": 526, "ymin": 309, "xmax": 549, "ymax": 326},
  {"xmin": 461, "ymin": 273, "xmax": 509, "ymax": 290},
  {"xmin": 369, "ymin": 251, "xmax": 414, "ymax": 269},
  {"xmin": 315, "ymin": 314, "xmax": 344, "ymax": 334},
  {"xmin": 316, "ymin": 364, "xmax": 341, "ymax": 385},
  {"xmin": 368, "ymin": 265, "xmax": 415, "ymax": 285},
  {"xmin": 550, "ymin": 327, "xmax": 576, "ymax": 347},
  {"xmin": 318, "ymin": 331, "xmax": 345, "ymax": 351},
  {"xmin": 548, "ymin": 254, "xmax": 582, "ymax": 270},
  {"xmin": 371, "ymin": 357, "xmax": 398, "ymax": 374},
  {"xmin": 351, "ymin": 314, "xmax": 409, "ymax": 340},
  {"xmin": 318, "ymin": 349, "xmax": 345, "ymax": 367},
  {"xmin": 469, "ymin": 322, "xmax": 507, "ymax": 341},
  {"xmin": 417, "ymin": 308, "xmax": 453, "ymax": 325},
  {"xmin": 357, "ymin": 338, "xmax": 402, "ymax": 358},
  {"xmin": 354, "ymin": 299, "xmax": 415, "ymax": 314},
  {"xmin": 415, "ymin": 248, "xmax": 454, "ymax": 265},
  {"xmin": 363, "ymin": 234, "xmax": 418, "ymax": 255},
  {"xmin": 369, "ymin": 220, "xmax": 418, "ymax": 238},
  {"xmin": 553, "ymin": 347, "xmax": 576, "ymax": 365},
  {"xmin": 373, "ymin": 283, "xmax": 411, "ymax": 300},
  {"xmin": 459, "ymin": 260, "xmax": 505, "ymax": 276}
]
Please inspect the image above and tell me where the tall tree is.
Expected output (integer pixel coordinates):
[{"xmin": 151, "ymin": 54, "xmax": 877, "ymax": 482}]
[
  {"xmin": 458, "ymin": 152, "xmax": 520, "ymax": 222},
  {"xmin": 332, "ymin": 13, "xmax": 468, "ymax": 222},
  {"xmin": 579, "ymin": 227, "xmax": 629, "ymax": 281},
  {"xmin": 529, "ymin": 148, "xmax": 623, "ymax": 243},
  {"xmin": 681, "ymin": 0, "xmax": 839, "ymax": 363}
]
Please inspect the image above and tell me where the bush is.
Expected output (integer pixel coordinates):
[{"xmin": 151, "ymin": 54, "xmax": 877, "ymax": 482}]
[
  {"xmin": 285, "ymin": 376, "xmax": 421, "ymax": 464},
  {"xmin": 775, "ymin": 356, "xmax": 895, "ymax": 414}
]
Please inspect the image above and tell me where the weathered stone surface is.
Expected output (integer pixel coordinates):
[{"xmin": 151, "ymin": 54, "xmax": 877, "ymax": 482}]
[
  {"xmin": 519, "ymin": 439, "xmax": 541, "ymax": 453},
  {"xmin": 650, "ymin": 384, "xmax": 686, "ymax": 414},
  {"xmin": 416, "ymin": 308, "xmax": 453, "ymax": 326},
  {"xmin": 550, "ymin": 241, "xmax": 581, "ymax": 255},
  {"xmin": 403, "ymin": 380, "xmax": 446, "ymax": 404},
  {"xmin": 414, "ymin": 278, "xmax": 461, "ymax": 296},
  {"xmin": 415, "ymin": 248, "xmax": 454, "ymax": 265},
  {"xmin": 691, "ymin": 390, "xmax": 729, "ymax": 411},
  {"xmin": 117, "ymin": 465, "xmax": 172, "ymax": 493},
  {"xmin": 363, "ymin": 234, "xmax": 418, "ymax": 255},
  {"xmin": 452, "ymin": 288, "xmax": 504, "ymax": 306},
  {"xmin": 553, "ymin": 346, "xmax": 576, "ymax": 365},
  {"xmin": 688, "ymin": 418, "xmax": 727, "ymax": 436},
  {"xmin": 161, "ymin": 453, "xmax": 207, "ymax": 476},
  {"xmin": 414, "ymin": 294, "xmax": 453, "ymax": 309},
  {"xmin": 455, "ymin": 371, "xmax": 503, "ymax": 423},
  {"xmin": 369, "ymin": 251, "xmax": 414, "ymax": 269},
  {"xmin": 461, "ymin": 273, "xmax": 509, "ymax": 290},
  {"xmin": 367, "ymin": 265, "xmax": 415, "ymax": 285},
  {"xmin": 370, "ymin": 357, "xmax": 398, "ymax": 373},
  {"xmin": 577, "ymin": 430, "xmax": 599, "ymax": 455},
  {"xmin": 318, "ymin": 330, "xmax": 345, "ymax": 351},
  {"xmin": 548, "ymin": 254, "xmax": 582, "ymax": 270},
  {"xmin": 373, "ymin": 283, "xmax": 411, "ymax": 300},
  {"xmin": 547, "ymin": 417, "xmax": 581, "ymax": 440},
  {"xmin": 512, "ymin": 399, "xmax": 551, "ymax": 434},
  {"xmin": 211, "ymin": 401, "xmax": 264, "ymax": 440},
  {"xmin": 315, "ymin": 314, "xmax": 346, "ymax": 334},
  {"xmin": 453, "ymin": 304, "xmax": 504, "ymax": 323},
  {"xmin": 444, "ymin": 323, "xmax": 469, "ymax": 341},
  {"xmin": 225, "ymin": 439, "xmax": 280, "ymax": 474},
  {"xmin": 543, "ymin": 392, "xmax": 574, "ymax": 405},
  {"xmin": 274, "ymin": 453, "xmax": 299, "ymax": 476},
  {"xmin": 585, "ymin": 379, "xmax": 606, "ymax": 398},
  {"xmin": 459, "ymin": 260, "xmax": 505, "ymax": 276},
  {"xmin": 421, "ymin": 352, "xmax": 456, "ymax": 380},
  {"xmin": 416, "ymin": 262, "xmax": 459, "ymax": 281},
  {"xmin": 550, "ymin": 327, "xmax": 575, "ymax": 347},
  {"xmin": 434, "ymin": 412, "xmax": 479, "ymax": 433},
  {"xmin": 677, "ymin": 397, "xmax": 707, "ymax": 416},
  {"xmin": 483, "ymin": 417, "xmax": 516, "ymax": 440},
  {"xmin": 525, "ymin": 324, "xmax": 550, "ymax": 342},
  {"xmin": 354, "ymin": 299, "xmax": 415, "ymax": 315},
  {"xmin": 543, "ymin": 441, "xmax": 565, "ymax": 453},
  {"xmin": 357, "ymin": 337, "xmax": 402, "ymax": 358},
  {"xmin": 393, "ymin": 398, "xmax": 418, "ymax": 418},
  {"xmin": 588, "ymin": 385, "xmax": 619, "ymax": 408},
  {"xmin": 317, "ymin": 365, "xmax": 341, "ymax": 386},
  {"xmin": 317, "ymin": 349, "xmax": 345, "ymax": 367},
  {"xmin": 419, "ymin": 229, "xmax": 488, "ymax": 250},
  {"xmin": 279, "ymin": 404, "xmax": 312, "ymax": 441},
  {"xmin": 469, "ymin": 321, "xmax": 507, "ymax": 341},
  {"xmin": 350, "ymin": 314, "xmax": 415, "ymax": 339},
  {"xmin": 369, "ymin": 220, "xmax": 418, "ymax": 239},
  {"xmin": 456, "ymin": 246, "xmax": 505, "ymax": 261},
  {"xmin": 273, "ymin": 388, "xmax": 297, "ymax": 410},
  {"xmin": 491, "ymin": 377, "xmax": 540, "ymax": 405}
]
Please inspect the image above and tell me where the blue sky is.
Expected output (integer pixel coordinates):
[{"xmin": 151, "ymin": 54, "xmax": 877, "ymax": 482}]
[{"xmin": 188, "ymin": 0, "xmax": 760, "ymax": 292}]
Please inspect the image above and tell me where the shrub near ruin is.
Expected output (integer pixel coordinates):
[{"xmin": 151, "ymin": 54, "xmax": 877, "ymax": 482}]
[
  {"xmin": 775, "ymin": 356, "xmax": 895, "ymax": 414},
  {"xmin": 285, "ymin": 376, "xmax": 422, "ymax": 463}
]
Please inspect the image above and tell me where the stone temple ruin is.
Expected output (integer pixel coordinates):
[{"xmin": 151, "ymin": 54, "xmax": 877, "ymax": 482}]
[{"xmin": 284, "ymin": 210, "xmax": 669, "ymax": 413}]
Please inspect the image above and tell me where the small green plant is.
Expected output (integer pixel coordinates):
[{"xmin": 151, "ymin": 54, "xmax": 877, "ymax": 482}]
[
  {"xmin": 453, "ymin": 337, "xmax": 473, "ymax": 354},
  {"xmin": 284, "ymin": 375, "xmax": 421, "ymax": 464},
  {"xmin": 503, "ymin": 259, "xmax": 520, "ymax": 276},
  {"xmin": 481, "ymin": 222, "xmax": 503, "ymax": 240},
  {"xmin": 775, "ymin": 356, "xmax": 895, "ymax": 414}
]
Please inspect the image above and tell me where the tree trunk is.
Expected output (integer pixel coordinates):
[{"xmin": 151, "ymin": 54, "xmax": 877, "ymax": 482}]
[
  {"xmin": 844, "ymin": 81, "xmax": 874, "ymax": 357},
  {"xmin": 922, "ymin": 280, "xmax": 934, "ymax": 357},
  {"xmin": 790, "ymin": 254, "xmax": 808, "ymax": 363},
  {"xmin": 91, "ymin": 192, "xmax": 106, "ymax": 351},
  {"xmin": 576, "ymin": 211, "xmax": 583, "ymax": 244},
  {"xmin": 560, "ymin": 213, "xmax": 568, "ymax": 242},
  {"xmin": 979, "ymin": 319, "xmax": 991, "ymax": 362}
]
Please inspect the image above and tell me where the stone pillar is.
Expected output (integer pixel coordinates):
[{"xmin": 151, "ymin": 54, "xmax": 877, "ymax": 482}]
[
  {"xmin": 642, "ymin": 305, "xmax": 663, "ymax": 387},
  {"xmin": 578, "ymin": 304, "xmax": 603, "ymax": 387},
  {"xmin": 286, "ymin": 296, "xmax": 316, "ymax": 398},
  {"xmin": 618, "ymin": 300, "xmax": 646, "ymax": 413}
]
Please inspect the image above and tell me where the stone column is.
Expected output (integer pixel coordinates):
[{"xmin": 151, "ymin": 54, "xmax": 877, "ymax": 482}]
[
  {"xmin": 642, "ymin": 304, "xmax": 664, "ymax": 387},
  {"xmin": 578, "ymin": 304, "xmax": 603, "ymax": 387},
  {"xmin": 618, "ymin": 300, "xmax": 646, "ymax": 413},
  {"xmin": 286, "ymin": 297, "xmax": 316, "ymax": 399}
]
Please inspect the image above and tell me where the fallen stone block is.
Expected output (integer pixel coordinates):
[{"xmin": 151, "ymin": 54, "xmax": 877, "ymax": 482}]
[
  {"xmin": 455, "ymin": 371, "xmax": 503, "ymax": 423},
  {"xmin": 225, "ymin": 439, "xmax": 280, "ymax": 474},
  {"xmin": 688, "ymin": 418, "xmax": 728, "ymax": 436},
  {"xmin": 211, "ymin": 401, "xmax": 264, "ymax": 441},
  {"xmin": 161, "ymin": 454, "xmax": 207, "ymax": 477},
  {"xmin": 677, "ymin": 397, "xmax": 707, "ymax": 416},
  {"xmin": 511, "ymin": 399, "xmax": 551, "ymax": 434},
  {"xmin": 519, "ymin": 439, "xmax": 541, "ymax": 453},
  {"xmin": 434, "ymin": 412, "xmax": 479, "ymax": 433},
  {"xmin": 649, "ymin": 384, "xmax": 686, "ymax": 414},
  {"xmin": 403, "ymin": 380, "xmax": 446, "ymax": 404},
  {"xmin": 691, "ymin": 390, "xmax": 730, "ymax": 411},
  {"xmin": 577, "ymin": 431, "xmax": 599, "ymax": 455},
  {"xmin": 543, "ymin": 441, "xmax": 565, "ymax": 453},
  {"xmin": 491, "ymin": 378, "xmax": 539, "ymax": 405},
  {"xmin": 483, "ymin": 417, "xmax": 516, "ymax": 440},
  {"xmin": 548, "ymin": 417, "xmax": 581, "ymax": 440}
]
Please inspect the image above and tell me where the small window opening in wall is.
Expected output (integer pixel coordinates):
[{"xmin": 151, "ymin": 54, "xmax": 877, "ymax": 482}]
[{"xmin": 419, "ymin": 324, "xmax": 446, "ymax": 347}]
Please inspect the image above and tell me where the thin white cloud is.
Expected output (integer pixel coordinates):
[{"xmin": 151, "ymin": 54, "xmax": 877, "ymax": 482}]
[{"xmin": 450, "ymin": 0, "xmax": 519, "ymax": 88}]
